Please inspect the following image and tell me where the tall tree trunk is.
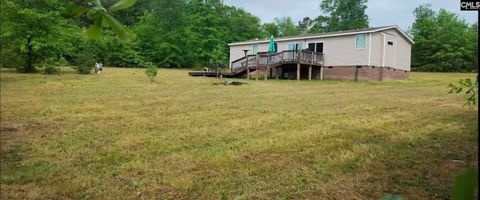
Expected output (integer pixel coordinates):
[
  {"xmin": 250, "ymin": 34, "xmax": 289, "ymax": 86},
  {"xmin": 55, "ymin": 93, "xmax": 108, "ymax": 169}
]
[{"xmin": 26, "ymin": 36, "xmax": 33, "ymax": 72}]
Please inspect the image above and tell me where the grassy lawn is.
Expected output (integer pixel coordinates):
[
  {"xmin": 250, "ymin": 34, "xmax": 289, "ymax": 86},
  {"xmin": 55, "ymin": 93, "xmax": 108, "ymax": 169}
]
[{"xmin": 1, "ymin": 67, "xmax": 477, "ymax": 199}]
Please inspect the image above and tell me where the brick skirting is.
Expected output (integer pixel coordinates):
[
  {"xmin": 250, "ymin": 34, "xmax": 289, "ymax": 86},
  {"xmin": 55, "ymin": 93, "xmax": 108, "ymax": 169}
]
[{"xmin": 322, "ymin": 66, "xmax": 409, "ymax": 81}]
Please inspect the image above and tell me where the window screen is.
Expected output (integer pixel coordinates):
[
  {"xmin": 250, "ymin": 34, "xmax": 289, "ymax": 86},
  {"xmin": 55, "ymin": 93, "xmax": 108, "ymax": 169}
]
[
  {"xmin": 296, "ymin": 43, "xmax": 303, "ymax": 50},
  {"xmin": 308, "ymin": 43, "xmax": 315, "ymax": 51},
  {"xmin": 252, "ymin": 44, "xmax": 258, "ymax": 54},
  {"xmin": 288, "ymin": 43, "xmax": 295, "ymax": 50},
  {"xmin": 289, "ymin": 43, "xmax": 303, "ymax": 50},
  {"xmin": 316, "ymin": 43, "xmax": 323, "ymax": 53},
  {"xmin": 356, "ymin": 34, "xmax": 366, "ymax": 49}
]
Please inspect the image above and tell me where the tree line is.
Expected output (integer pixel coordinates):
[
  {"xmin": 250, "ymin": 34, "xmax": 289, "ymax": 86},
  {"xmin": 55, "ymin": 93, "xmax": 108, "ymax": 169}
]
[
  {"xmin": 0, "ymin": 0, "xmax": 477, "ymax": 73},
  {"xmin": 410, "ymin": 4, "xmax": 478, "ymax": 72}
]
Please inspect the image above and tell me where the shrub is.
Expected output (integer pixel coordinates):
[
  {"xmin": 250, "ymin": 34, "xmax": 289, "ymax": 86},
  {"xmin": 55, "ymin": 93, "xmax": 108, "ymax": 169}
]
[
  {"xmin": 76, "ymin": 64, "xmax": 94, "ymax": 74},
  {"xmin": 16, "ymin": 65, "xmax": 38, "ymax": 73},
  {"xmin": 56, "ymin": 56, "xmax": 69, "ymax": 66},
  {"xmin": 448, "ymin": 75, "xmax": 478, "ymax": 108},
  {"xmin": 0, "ymin": 47, "xmax": 24, "ymax": 69},
  {"xmin": 43, "ymin": 65, "xmax": 61, "ymax": 74},
  {"xmin": 72, "ymin": 51, "xmax": 96, "ymax": 74},
  {"xmin": 145, "ymin": 66, "xmax": 157, "ymax": 81}
]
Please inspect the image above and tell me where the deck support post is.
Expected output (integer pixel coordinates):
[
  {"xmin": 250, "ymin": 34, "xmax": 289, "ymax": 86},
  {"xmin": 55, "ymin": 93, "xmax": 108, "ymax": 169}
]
[
  {"xmin": 255, "ymin": 55, "xmax": 259, "ymax": 81},
  {"xmin": 275, "ymin": 67, "xmax": 279, "ymax": 80},
  {"xmin": 310, "ymin": 51, "xmax": 314, "ymax": 81},
  {"xmin": 296, "ymin": 63, "xmax": 300, "ymax": 80},
  {"xmin": 320, "ymin": 66, "xmax": 324, "ymax": 80},
  {"xmin": 308, "ymin": 65, "xmax": 312, "ymax": 80},
  {"xmin": 265, "ymin": 67, "xmax": 268, "ymax": 80},
  {"xmin": 245, "ymin": 56, "xmax": 249, "ymax": 80},
  {"xmin": 264, "ymin": 54, "xmax": 269, "ymax": 81}
]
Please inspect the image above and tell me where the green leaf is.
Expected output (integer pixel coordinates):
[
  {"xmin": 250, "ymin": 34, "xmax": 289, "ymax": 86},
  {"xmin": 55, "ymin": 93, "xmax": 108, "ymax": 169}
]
[
  {"xmin": 85, "ymin": 25, "xmax": 102, "ymax": 40},
  {"xmin": 63, "ymin": 6, "xmax": 88, "ymax": 17},
  {"xmin": 93, "ymin": 18, "xmax": 102, "ymax": 27},
  {"xmin": 100, "ymin": 13, "xmax": 129, "ymax": 40},
  {"xmin": 381, "ymin": 194, "xmax": 403, "ymax": 200},
  {"xmin": 109, "ymin": 0, "xmax": 138, "ymax": 12},
  {"xmin": 452, "ymin": 169, "xmax": 478, "ymax": 200},
  {"xmin": 93, "ymin": 0, "xmax": 103, "ymax": 8},
  {"xmin": 101, "ymin": 16, "xmax": 109, "ymax": 27},
  {"xmin": 86, "ymin": 9, "xmax": 100, "ymax": 20}
]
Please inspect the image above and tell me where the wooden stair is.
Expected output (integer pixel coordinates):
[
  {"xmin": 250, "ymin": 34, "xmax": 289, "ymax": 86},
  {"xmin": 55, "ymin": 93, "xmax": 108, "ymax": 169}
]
[{"xmin": 225, "ymin": 50, "xmax": 324, "ymax": 78}]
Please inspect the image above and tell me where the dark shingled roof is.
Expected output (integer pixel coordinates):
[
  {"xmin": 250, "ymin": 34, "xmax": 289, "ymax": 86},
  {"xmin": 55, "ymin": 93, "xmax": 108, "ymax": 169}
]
[{"xmin": 228, "ymin": 25, "xmax": 413, "ymax": 46}]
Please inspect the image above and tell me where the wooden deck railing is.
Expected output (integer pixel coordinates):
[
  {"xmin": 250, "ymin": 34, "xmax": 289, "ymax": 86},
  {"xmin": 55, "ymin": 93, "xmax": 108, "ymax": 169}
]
[
  {"xmin": 231, "ymin": 50, "xmax": 324, "ymax": 73},
  {"xmin": 231, "ymin": 55, "xmax": 257, "ymax": 73}
]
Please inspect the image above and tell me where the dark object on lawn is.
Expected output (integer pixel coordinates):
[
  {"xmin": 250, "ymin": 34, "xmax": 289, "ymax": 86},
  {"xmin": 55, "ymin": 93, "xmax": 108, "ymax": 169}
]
[
  {"xmin": 220, "ymin": 77, "xmax": 247, "ymax": 86},
  {"xmin": 189, "ymin": 71, "xmax": 218, "ymax": 77},
  {"xmin": 212, "ymin": 78, "xmax": 247, "ymax": 86},
  {"xmin": 224, "ymin": 81, "xmax": 247, "ymax": 86}
]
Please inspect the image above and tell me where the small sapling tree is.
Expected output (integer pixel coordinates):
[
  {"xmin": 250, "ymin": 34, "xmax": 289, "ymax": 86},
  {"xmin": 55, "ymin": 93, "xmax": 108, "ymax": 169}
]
[
  {"xmin": 145, "ymin": 66, "xmax": 157, "ymax": 81},
  {"xmin": 448, "ymin": 75, "xmax": 478, "ymax": 108},
  {"xmin": 447, "ymin": 75, "xmax": 478, "ymax": 200}
]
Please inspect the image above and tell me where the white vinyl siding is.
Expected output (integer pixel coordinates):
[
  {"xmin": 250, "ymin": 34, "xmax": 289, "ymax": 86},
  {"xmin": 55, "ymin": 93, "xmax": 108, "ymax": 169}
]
[
  {"xmin": 252, "ymin": 44, "xmax": 258, "ymax": 54},
  {"xmin": 382, "ymin": 29, "xmax": 411, "ymax": 71},
  {"xmin": 229, "ymin": 28, "xmax": 411, "ymax": 70}
]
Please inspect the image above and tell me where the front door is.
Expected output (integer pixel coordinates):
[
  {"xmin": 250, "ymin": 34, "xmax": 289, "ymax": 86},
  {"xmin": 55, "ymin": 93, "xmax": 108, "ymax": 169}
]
[
  {"xmin": 308, "ymin": 43, "xmax": 323, "ymax": 53},
  {"xmin": 307, "ymin": 43, "xmax": 323, "ymax": 62},
  {"xmin": 295, "ymin": 43, "xmax": 303, "ymax": 51},
  {"xmin": 287, "ymin": 43, "xmax": 303, "ymax": 60},
  {"xmin": 287, "ymin": 44, "xmax": 295, "ymax": 60}
]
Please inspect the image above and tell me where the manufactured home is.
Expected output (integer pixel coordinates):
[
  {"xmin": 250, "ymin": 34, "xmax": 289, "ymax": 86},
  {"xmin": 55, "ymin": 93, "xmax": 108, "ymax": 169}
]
[{"xmin": 227, "ymin": 25, "xmax": 413, "ymax": 81}]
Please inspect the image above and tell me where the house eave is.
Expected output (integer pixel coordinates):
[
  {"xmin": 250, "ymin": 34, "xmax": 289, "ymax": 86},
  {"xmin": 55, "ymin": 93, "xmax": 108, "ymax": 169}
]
[{"xmin": 228, "ymin": 26, "xmax": 414, "ymax": 46}]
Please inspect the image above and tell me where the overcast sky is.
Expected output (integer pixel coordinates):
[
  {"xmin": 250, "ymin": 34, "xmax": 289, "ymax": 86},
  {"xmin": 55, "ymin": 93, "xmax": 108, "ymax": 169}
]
[{"xmin": 223, "ymin": 0, "xmax": 478, "ymax": 31}]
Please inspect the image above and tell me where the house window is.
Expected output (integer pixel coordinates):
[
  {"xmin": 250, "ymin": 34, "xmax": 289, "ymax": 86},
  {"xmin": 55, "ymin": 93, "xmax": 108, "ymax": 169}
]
[
  {"xmin": 387, "ymin": 41, "xmax": 394, "ymax": 45},
  {"xmin": 274, "ymin": 43, "xmax": 278, "ymax": 53},
  {"xmin": 308, "ymin": 43, "xmax": 315, "ymax": 51},
  {"xmin": 296, "ymin": 43, "xmax": 303, "ymax": 50},
  {"xmin": 355, "ymin": 34, "xmax": 367, "ymax": 49},
  {"xmin": 288, "ymin": 43, "xmax": 303, "ymax": 51},
  {"xmin": 316, "ymin": 43, "xmax": 323, "ymax": 53},
  {"xmin": 308, "ymin": 43, "xmax": 324, "ymax": 53},
  {"xmin": 252, "ymin": 44, "xmax": 258, "ymax": 54}
]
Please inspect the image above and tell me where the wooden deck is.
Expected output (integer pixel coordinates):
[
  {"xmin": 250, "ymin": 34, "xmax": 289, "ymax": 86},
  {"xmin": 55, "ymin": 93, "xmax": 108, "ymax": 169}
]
[
  {"xmin": 228, "ymin": 50, "xmax": 324, "ymax": 80},
  {"xmin": 188, "ymin": 50, "xmax": 325, "ymax": 80}
]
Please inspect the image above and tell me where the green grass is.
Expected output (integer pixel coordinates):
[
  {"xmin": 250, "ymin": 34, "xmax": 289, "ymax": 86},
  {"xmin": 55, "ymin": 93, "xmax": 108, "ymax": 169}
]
[{"xmin": 1, "ymin": 67, "xmax": 477, "ymax": 199}]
